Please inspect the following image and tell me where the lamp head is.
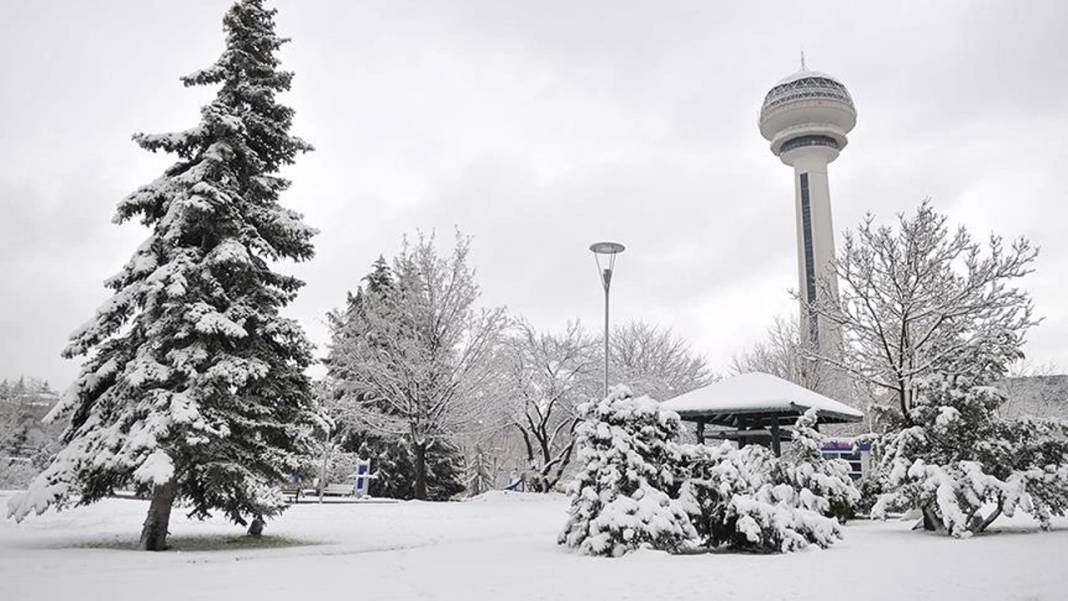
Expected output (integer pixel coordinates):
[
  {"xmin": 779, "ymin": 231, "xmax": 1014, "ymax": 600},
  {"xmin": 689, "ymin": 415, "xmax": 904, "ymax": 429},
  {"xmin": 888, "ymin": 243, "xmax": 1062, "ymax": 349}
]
[
  {"xmin": 589, "ymin": 241, "xmax": 625, "ymax": 290},
  {"xmin": 589, "ymin": 242, "xmax": 626, "ymax": 255}
]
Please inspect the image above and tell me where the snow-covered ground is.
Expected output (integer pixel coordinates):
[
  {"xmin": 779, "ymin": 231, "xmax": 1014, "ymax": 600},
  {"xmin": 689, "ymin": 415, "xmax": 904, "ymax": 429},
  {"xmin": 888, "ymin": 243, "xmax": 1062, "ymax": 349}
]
[{"xmin": 1, "ymin": 490, "xmax": 1065, "ymax": 601}]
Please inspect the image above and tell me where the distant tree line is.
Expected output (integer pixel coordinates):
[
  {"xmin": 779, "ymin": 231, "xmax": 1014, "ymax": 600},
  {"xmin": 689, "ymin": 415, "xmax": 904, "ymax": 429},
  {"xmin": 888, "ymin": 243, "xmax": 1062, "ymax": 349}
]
[
  {"xmin": 0, "ymin": 377, "xmax": 62, "ymax": 488},
  {"xmin": 321, "ymin": 231, "xmax": 715, "ymax": 500}
]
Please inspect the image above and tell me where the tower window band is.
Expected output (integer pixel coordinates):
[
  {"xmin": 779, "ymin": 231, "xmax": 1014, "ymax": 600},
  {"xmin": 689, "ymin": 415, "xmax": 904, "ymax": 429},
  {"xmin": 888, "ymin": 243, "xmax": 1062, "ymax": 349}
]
[
  {"xmin": 780, "ymin": 135, "xmax": 840, "ymax": 154},
  {"xmin": 799, "ymin": 172, "xmax": 819, "ymax": 342}
]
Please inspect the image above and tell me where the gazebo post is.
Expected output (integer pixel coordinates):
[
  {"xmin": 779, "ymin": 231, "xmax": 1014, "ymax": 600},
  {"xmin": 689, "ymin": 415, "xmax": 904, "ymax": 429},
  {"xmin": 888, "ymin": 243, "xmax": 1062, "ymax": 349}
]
[{"xmin": 770, "ymin": 420, "xmax": 782, "ymax": 457}]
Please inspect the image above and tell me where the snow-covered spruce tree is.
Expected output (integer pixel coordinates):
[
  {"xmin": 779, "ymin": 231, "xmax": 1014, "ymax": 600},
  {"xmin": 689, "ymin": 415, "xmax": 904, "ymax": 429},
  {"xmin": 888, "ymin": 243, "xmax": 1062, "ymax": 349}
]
[
  {"xmin": 677, "ymin": 411, "xmax": 857, "ymax": 553},
  {"xmin": 778, "ymin": 408, "xmax": 862, "ymax": 520},
  {"xmin": 6, "ymin": 0, "xmax": 321, "ymax": 550},
  {"xmin": 353, "ymin": 436, "xmax": 465, "ymax": 501},
  {"xmin": 872, "ymin": 376, "xmax": 1068, "ymax": 537},
  {"xmin": 558, "ymin": 386, "xmax": 697, "ymax": 557}
]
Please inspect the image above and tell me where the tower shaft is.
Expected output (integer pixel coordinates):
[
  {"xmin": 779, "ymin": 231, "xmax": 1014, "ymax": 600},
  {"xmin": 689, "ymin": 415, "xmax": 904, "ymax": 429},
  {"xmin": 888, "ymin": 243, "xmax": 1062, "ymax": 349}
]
[{"xmin": 788, "ymin": 149, "xmax": 840, "ymax": 352}]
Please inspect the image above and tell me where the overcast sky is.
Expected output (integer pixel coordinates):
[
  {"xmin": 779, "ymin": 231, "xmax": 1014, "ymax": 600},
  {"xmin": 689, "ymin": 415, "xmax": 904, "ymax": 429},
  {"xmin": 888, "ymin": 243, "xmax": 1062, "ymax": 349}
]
[{"xmin": 2, "ymin": 0, "xmax": 1066, "ymax": 387}]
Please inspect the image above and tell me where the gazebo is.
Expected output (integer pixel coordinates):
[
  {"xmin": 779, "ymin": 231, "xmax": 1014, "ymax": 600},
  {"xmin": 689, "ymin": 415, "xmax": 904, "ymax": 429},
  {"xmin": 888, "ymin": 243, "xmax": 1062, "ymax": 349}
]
[{"xmin": 660, "ymin": 372, "xmax": 863, "ymax": 456}]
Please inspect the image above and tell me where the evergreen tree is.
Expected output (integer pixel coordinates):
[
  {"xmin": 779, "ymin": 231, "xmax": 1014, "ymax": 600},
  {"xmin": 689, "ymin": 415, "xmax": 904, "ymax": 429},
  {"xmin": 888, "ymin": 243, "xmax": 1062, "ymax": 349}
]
[
  {"xmin": 347, "ymin": 433, "xmax": 465, "ymax": 500},
  {"xmin": 363, "ymin": 255, "xmax": 393, "ymax": 296},
  {"xmin": 559, "ymin": 396, "xmax": 857, "ymax": 556},
  {"xmin": 325, "ymin": 256, "xmax": 392, "ymax": 342},
  {"xmin": 676, "ymin": 410, "xmax": 856, "ymax": 554},
  {"xmin": 466, "ymin": 444, "xmax": 497, "ymax": 496},
  {"xmin": 6, "ymin": 0, "xmax": 321, "ymax": 551},
  {"xmin": 872, "ymin": 375, "xmax": 1068, "ymax": 536},
  {"xmin": 779, "ymin": 408, "xmax": 862, "ymax": 520},
  {"xmin": 558, "ymin": 386, "xmax": 697, "ymax": 557},
  {"xmin": 424, "ymin": 439, "xmax": 467, "ymax": 500},
  {"xmin": 329, "ymin": 233, "xmax": 507, "ymax": 499}
]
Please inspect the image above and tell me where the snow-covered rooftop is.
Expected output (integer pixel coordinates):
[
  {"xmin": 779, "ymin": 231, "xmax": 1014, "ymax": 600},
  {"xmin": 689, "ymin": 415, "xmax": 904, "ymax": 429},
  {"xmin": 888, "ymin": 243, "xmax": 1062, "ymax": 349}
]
[{"xmin": 660, "ymin": 372, "xmax": 864, "ymax": 424}]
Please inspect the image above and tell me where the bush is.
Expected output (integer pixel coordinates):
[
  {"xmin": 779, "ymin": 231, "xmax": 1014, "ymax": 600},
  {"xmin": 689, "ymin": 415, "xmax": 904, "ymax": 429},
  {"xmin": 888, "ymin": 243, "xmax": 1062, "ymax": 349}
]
[
  {"xmin": 558, "ymin": 386, "xmax": 697, "ymax": 557},
  {"xmin": 559, "ymin": 393, "xmax": 859, "ymax": 556},
  {"xmin": 678, "ymin": 432, "xmax": 854, "ymax": 553},
  {"xmin": 854, "ymin": 476, "xmax": 884, "ymax": 517},
  {"xmin": 872, "ymin": 375, "xmax": 1068, "ymax": 537}
]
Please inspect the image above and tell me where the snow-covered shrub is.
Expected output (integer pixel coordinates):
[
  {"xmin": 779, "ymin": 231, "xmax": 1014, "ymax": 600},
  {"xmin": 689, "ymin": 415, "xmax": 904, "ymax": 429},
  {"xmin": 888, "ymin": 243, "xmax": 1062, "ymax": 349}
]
[
  {"xmin": 558, "ymin": 386, "xmax": 697, "ymax": 557},
  {"xmin": 677, "ymin": 410, "xmax": 857, "ymax": 553},
  {"xmin": 781, "ymin": 409, "xmax": 862, "ymax": 520},
  {"xmin": 854, "ymin": 476, "xmax": 884, "ymax": 517},
  {"xmin": 560, "ymin": 396, "xmax": 859, "ymax": 556},
  {"xmin": 872, "ymin": 376, "xmax": 1068, "ymax": 537}
]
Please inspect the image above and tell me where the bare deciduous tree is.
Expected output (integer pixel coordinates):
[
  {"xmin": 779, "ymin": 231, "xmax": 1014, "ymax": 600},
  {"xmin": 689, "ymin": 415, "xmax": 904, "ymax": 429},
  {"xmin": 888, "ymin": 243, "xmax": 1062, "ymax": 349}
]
[
  {"xmin": 329, "ymin": 232, "xmax": 508, "ymax": 499},
  {"xmin": 609, "ymin": 320, "xmax": 716, "ymax": 401},
  {"xmin": 503, "ymin": 320, "xmax": 598, "ymax": 492},
  {"xmin": 998, "ymin": 361, "xmax": 1068, "ymax": 420},
  {"xmin": 809, "ymin": 201, "xmax": 1039, "ymax": 424},
  {"xmin": 730, "ymin": 316, "xmax": 823, "ymax": 390}
]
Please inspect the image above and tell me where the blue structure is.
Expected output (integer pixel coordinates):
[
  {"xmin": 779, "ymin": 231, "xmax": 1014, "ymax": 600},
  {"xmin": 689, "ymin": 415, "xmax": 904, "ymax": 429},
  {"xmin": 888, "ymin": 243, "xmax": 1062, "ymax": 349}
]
[{"xmin": 821, "ymin": 439, "xmax": 872, "ymax": 480}]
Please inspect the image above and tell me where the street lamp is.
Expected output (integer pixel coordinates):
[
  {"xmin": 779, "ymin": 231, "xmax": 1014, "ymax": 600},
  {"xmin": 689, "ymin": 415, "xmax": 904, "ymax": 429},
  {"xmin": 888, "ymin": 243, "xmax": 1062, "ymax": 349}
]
[{"xmin": 589, "ymin": 241, "xmax": 625, "ymax": 399}]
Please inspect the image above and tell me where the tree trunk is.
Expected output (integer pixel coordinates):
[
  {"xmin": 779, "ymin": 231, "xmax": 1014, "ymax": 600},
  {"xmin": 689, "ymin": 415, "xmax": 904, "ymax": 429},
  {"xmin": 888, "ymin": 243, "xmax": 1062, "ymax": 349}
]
[
  {"xmin": 247, "ymin": 517, "xmax": 265, "ymax": 537},
  {"xmin": 920, "ymin": 503, "xmax": 943, "ymax": 532},
  {"xmin": 897, "ymin": 386, "xmax": 911, "ymax": 425},
  {"xmin": 547, "ymin": 438, "xmax": 577, "ymax": 492},
  {"xmin": 976, "ymin": 500, "xmax": 1004, "ymax": 533},
  {"xmin": 139, "ymin": 480, "xmax": 178, "ymax": 551},
  {"xmin": 413, "ymin": 440, "xmax": 427, "ymax": 500}
]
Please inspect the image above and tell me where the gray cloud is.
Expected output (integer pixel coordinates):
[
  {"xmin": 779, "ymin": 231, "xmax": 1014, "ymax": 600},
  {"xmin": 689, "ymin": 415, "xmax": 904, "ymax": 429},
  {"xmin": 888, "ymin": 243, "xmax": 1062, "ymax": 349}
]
[{"xmin": 2, "ymin": 0, "xmax": 1066, "ymax": 386}]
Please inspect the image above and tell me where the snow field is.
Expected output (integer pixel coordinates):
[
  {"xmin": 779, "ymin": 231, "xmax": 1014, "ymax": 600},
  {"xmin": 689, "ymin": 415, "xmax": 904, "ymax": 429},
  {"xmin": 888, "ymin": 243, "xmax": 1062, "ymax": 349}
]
[{"xmin": 1, "ymin": 490, "xmax": 1066, "ymax": 601}]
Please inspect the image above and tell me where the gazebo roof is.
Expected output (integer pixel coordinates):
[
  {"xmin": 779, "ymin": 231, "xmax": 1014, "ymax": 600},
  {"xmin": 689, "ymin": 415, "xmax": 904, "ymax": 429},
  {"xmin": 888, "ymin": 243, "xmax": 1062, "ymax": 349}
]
[{"xmin": 660, "ymin": 372, "xmax": 863, "ymax": 425}]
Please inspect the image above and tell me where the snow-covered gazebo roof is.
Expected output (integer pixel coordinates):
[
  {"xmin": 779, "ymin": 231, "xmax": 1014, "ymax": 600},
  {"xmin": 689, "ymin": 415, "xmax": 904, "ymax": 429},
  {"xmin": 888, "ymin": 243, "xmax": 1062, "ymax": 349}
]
[{"xmin": 660, "ymin": 372, "xmax": 863, "ymax": 426}]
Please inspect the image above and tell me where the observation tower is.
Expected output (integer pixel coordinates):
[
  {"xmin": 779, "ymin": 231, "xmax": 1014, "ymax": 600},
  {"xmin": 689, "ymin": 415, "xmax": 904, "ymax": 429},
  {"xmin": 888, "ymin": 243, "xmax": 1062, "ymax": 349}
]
[{"xmin": 759, "ymin": 57, "xmax": 856, "ymax": 352}]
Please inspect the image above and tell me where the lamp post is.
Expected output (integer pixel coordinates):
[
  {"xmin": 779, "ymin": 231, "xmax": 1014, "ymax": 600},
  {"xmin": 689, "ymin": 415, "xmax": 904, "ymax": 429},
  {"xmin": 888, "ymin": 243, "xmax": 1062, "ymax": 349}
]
[{"xmin": 589, "ymin": 241, "xmax": 625, "ymax": 398}]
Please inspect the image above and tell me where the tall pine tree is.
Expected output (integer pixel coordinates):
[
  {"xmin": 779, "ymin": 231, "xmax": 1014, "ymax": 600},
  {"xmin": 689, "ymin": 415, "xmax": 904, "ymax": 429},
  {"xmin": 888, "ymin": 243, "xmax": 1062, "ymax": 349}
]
[{"xmin": 6, "ymin": 0, "xmax": 321, "ymax": 551}]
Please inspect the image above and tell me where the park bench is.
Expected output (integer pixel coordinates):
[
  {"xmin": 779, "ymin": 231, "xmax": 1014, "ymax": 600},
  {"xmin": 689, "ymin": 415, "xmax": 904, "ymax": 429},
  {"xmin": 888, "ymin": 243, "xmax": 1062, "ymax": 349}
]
[
  {"xmin": 282, "ymin": 458, "xmax": 374, "ymax": 503},
  {"xmin": 281, "ymin": 483, "xmax": 306, "ymax": 503},
  {"xmin": 281, "ymin": 482, "xmax": 354, "ymax": 503},
  {"xmin": 320, "ymin": 483, "xmax": 356, "ymax": 496}
]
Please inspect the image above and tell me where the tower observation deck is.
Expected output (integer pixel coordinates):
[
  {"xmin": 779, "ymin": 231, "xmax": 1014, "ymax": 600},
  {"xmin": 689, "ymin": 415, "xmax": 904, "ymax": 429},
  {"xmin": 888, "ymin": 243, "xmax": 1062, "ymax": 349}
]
[{"xmin": 759, "ymin": 60, "xmax": 856, "ymax": 353}]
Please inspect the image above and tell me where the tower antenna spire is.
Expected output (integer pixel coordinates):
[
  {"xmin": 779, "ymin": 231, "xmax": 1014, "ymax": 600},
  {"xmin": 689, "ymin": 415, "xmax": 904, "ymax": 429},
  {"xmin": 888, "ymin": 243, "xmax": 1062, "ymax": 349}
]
[{"xmin": 800, "ymin": 50, "xmax": 807, "ymax": 71}]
